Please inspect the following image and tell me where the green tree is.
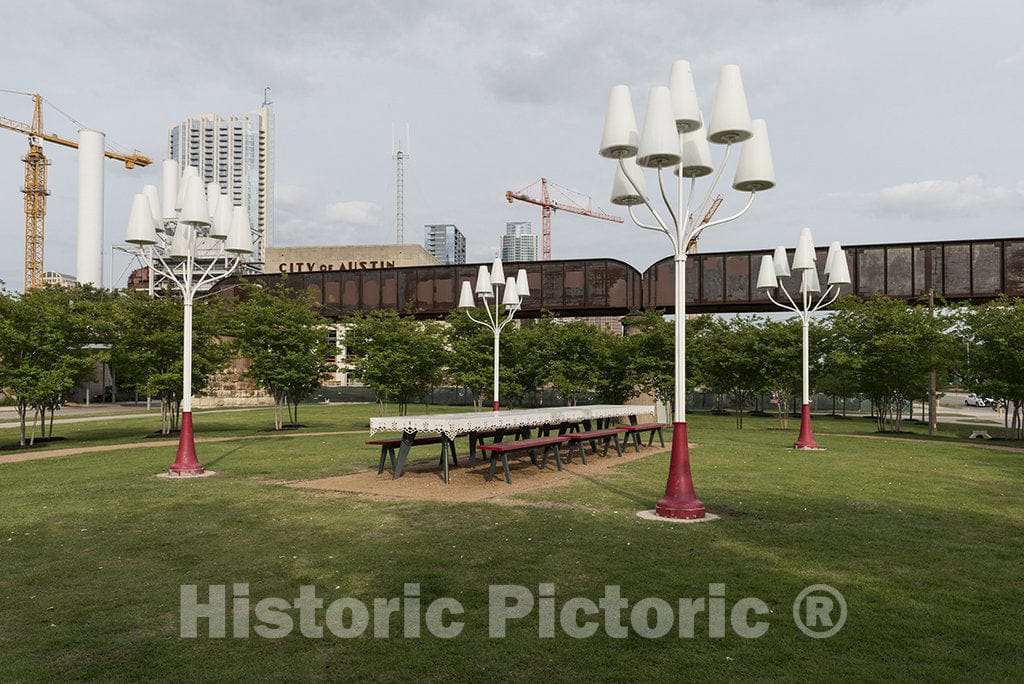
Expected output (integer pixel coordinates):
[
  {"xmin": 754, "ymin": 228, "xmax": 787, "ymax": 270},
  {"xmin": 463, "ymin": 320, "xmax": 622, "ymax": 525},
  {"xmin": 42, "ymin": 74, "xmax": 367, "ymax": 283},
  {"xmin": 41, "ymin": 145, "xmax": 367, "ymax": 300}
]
[
  {"xmin": 229, "ymin": 283, "xmax": 337, "ymax": 429},
  {"xmin": 107, "ymin": 291, "xmax": 231, "ymax": 434},
  {"xmin": 444, "ymin": 309, "xmax": 495, "ymax": 410},
  {"xmin": 756, "ymin": 317, "xmax": 802, "ymax": 429},
  {"xmin": 958, "ymin": 297, "xmax": 1024, "ymax": 439},
  {"xmin": 342, "ymin": 310, "xmax": 445, "ymax": 415},
  {"xmin": 544, "ymin": 320, "xmax": 605, "ymax": 406},
  {"xmin": 701, "ymin": 317, "xmax": 765, "ymax": 428},
  {"xmin": 0, "ymin": 285, "xmax": 105, "ymax": 446}
]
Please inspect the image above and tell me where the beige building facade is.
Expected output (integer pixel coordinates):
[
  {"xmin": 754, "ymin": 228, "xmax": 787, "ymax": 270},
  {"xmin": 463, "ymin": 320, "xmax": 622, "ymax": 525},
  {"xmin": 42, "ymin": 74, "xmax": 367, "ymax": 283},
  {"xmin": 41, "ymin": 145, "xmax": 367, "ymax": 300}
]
[{"xmin": 263, "ymin": 244, "xmax": 441, "ymax": 275}]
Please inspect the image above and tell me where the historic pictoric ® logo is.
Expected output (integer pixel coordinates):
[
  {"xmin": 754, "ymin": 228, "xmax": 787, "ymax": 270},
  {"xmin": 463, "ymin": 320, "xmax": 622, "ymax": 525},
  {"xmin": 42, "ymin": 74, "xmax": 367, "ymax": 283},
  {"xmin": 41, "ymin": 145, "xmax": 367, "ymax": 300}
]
[{"xmin": 179, "ymin": 582, "xmax": 847, "ymax": 640}]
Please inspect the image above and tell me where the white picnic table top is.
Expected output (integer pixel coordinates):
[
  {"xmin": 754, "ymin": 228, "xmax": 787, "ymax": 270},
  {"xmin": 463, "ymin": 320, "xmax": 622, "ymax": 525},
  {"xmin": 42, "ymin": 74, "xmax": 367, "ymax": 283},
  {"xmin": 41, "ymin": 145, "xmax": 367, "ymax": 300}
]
[{"xmin": 369, "ymin": 404, "xmax": 656, "ymax": 439}]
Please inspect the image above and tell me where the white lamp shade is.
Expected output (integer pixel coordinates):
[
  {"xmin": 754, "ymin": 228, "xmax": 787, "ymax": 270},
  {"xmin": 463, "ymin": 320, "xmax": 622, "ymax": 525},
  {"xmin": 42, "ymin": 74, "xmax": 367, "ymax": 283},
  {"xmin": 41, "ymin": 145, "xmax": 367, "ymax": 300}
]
[
  {"xmin": 142, "ymin": 184, "xmax": 162, "ymax": 229},
  {"xmin": 458, "ymin": 281, "xmax": 475, "ymax": 308},
  {"xmin": 707, "ymin": 65, "xmax": 753, "ymax": 144},
  {"xmin": 175, "ymin": 166, "xmax": 198, "ymax": 212},
  {"xmin": 829, "ymin": 249, "xmax": 852, "ymax": 286},
  {"xmin": 756, "ymin": 254, "xmax": 778, "ymax": 291},
  {"xmin": 668, "ymin": 60, "xmax": 701, "ymax": 133},
  {"xmin": 636, "ymin": 86, "xmax": 682, "ymax": 168},
  {"xmin": 679, "ymin": 127, "xmax": 713, "ymax": 178},
  {"xmin": 206, "ymin": 182, "xmax": 222, "ymax": 217},
  {"xmin": 502, "ymin": 277, "xmax": 519, "ymax": 307},
  {"xmin": 179, "ymin": 176, "xmax": 211, "ymax": 226},
  {"xmin": 490, "ymin": 257, "xmax": 505, "ymax": 287},
  {"xmin": 800, "ymin": 266, "xmax": 821, "ymax": 294},
  {"xmin": 475, "ymin": 265, "xmax": 492, "ymax": 295},
  {"xmin": 732, "ymin": 119, "xmax": 776, "ymax": 192},
  {"xmin": 610, "ymin": 156, "xmax": 648, "ymax": 205},
  {"xmin": 125, "ymin": 193, "xmax": 158, "ymax": 245},
  {"xmin": 167, "ymin": 224, "xmax": 191, "ymax": 259},
  {"xmin": 824, "ymin": 241, "xmax": 842, "ymax": 276},
  {"xmin": 210, "ymin": 195, "xmax": 233, "ymax": 239},
  {"xmin": 516, "ymin": 268, "xmax": 530, "ymax": 297},
  {"xmin": 225, "ymin": 205, "xmax": 253, "ymax": 254},
  {"xmin": 791, "ymin": 228, "xmax": 816, "ymax": 271},
  {"xmin": 772, "ymin": 246, "xmax": 791, "ymax": 277},
  {"xmin": 599, "ymin": 85, "xmax": 639, "ymax": 159},
  {"xmin": 161, "ymin": 159, "xmax": 178, "ymax": 219}
]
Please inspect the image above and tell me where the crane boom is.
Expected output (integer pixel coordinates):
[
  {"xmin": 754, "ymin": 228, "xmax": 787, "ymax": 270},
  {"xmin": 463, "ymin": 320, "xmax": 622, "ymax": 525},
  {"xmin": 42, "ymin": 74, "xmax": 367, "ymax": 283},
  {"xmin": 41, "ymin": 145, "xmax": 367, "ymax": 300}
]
[
  {"xmin": 0, "ymin": 92, "xmax": 150, "ymax": 290},
  {"xmin": 505, "ymin": 178, "xmax": 623, "ymax": 260}
]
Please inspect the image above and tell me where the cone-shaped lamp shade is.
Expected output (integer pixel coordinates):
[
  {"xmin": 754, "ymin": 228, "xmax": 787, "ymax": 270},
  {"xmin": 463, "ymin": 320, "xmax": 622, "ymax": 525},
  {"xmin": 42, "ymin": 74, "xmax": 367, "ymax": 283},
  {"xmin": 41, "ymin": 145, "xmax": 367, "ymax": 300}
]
[
  {"xmin": 175, "ymin": 166, "xmax": 198, "ymax": 212},
  {"xmin": 829, "ymin": 249, "xmax": 852, "ymax": 286},
  {"xmin": 756, "ymin": 254, "xmax": 778, "ymax": 291},
  {"xmin": 179, "ymin": 176, "xmax": 211, "ymax": 226},
  {"xmin": 142, "ymin": 184, "xmax": 162, "ymax": 230},
  {"xmin": 824, "ymin": 241, "xmax": 842, "ymax": 276},
  {"xmin": 206, "ymin": 182, "xmax": 222, "ymax": 217},
  {"xmin": 458, "ymin": 281, "xmax": 475, "ymax": 308},
  {"xmin": 636, "ymin": 87, "xmax": 682, "ymax": 168},
  {"xmin": 516, "ymin": 268, "xmax": 530, "ymax": 297},
  {"xmin": 599, "ymin": 85, "xmax": 639, "ymax": 159},
  {"xmin": 125, "ymin": 194, "xmax": 158, "ymax": 245},
  {"xmin": 773, "ymin": 246, "xmax": 791, "ymax": 277},
  {"xmin": 611, "ymin": 157, "xmax": 648, "ymax": 205},
  {"xmin": 679, "ymin": 128, "xmax": 713, "ymax": 178},
  {"xmin": 732, "ymin": 119, "xmax": 776, "ymax": 192},
  {"xmin": 707, "ymin": 65, "xmax": 752, "ymax": 144},
  {"xmin": 668, "ymin": 60, "xmax": 701, "ymax": 133},
  {"xmin": 791, "ymin": 227, "xmax": 816, "ymax": 271},
  {"xmin": 225, "ymin": 206, "xmax": 254, "ymax": 254},
  {"xmin": 502, "ymin": 277, "xmax": 519, "ymax": 307},
  {"xmin": 475, "ymin": 265, "xmax": 491, "ymax": 295},
  {"xmin": 167, "ymin": 224, "xmax": 191, "ymax": 259},
  {"xmin": 210, "ymin": 195, "xmax": 232, "ymax": 239},
  {"xmin": 800, "ymin": 266, "xmax": 821, "ymax": 294},
  {"xmin": 490, "ymin": 257, "xmax": 505, "ymax": 287}
]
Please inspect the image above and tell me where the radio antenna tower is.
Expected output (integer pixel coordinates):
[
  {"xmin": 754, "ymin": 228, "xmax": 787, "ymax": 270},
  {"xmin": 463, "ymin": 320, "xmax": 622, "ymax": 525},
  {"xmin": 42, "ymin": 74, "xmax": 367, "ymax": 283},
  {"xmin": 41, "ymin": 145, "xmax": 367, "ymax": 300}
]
[{"xmin": 392, "ymin": 124, "xmax": 410, "ymax": 243}]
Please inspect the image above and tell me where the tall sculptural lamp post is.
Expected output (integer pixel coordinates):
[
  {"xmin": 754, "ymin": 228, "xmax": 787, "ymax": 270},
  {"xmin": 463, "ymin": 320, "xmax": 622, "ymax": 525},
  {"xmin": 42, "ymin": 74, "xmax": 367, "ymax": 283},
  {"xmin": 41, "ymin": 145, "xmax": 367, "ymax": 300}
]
[
  {"xmin": 598, "ymin": 61, "xmax": 776, "ymax": 520},
  {"xmin": 457, "ymin": 258, "xmax": 530, "ymax": 411},
  {"xmin": 756, "ymin": 229, "xmax": 851, "ymax": 449},
  {"xmin": 124, "ymin": 164, "xmax": 254, "ymax": 477}
]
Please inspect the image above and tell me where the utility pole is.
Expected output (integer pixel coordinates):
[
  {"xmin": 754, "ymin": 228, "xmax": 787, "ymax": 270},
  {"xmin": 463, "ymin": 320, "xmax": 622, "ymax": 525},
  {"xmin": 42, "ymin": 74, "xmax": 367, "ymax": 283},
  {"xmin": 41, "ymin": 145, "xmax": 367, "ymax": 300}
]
[{"xmin": 925, "ymin": 246, "xmax": 937, "ymax": 436}]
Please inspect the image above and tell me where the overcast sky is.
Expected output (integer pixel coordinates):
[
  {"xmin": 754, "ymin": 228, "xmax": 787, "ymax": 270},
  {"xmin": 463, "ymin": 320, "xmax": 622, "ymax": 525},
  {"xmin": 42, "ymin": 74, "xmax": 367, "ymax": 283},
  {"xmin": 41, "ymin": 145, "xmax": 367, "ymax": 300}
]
[{"xmin": 0, "ymin": 0, "xmax": 1021, "ymax": 290}]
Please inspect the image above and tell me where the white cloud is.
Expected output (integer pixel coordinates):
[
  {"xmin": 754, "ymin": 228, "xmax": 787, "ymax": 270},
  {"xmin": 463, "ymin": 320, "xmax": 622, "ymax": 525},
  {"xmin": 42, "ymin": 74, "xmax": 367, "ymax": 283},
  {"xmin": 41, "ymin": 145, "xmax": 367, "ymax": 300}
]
[
  {"xmin": 830, "ymin": 175, "xmax": 1024, "ymax": 219},
  {"xmin": 324, "ymin": 201, "xmax": 381, "ymax": 226}
]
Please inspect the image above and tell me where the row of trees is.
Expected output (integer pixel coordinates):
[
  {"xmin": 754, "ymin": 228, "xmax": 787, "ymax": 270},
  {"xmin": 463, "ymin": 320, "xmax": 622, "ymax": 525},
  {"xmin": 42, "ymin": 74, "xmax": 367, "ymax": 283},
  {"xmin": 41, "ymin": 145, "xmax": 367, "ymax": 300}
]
[
  {"xmin": 342, "ymin": 296, "xmax": 1024, "ymax": 437},
  {"xmin": 0, "ymin": 282, "xmax": 336, "ymax": 445}
]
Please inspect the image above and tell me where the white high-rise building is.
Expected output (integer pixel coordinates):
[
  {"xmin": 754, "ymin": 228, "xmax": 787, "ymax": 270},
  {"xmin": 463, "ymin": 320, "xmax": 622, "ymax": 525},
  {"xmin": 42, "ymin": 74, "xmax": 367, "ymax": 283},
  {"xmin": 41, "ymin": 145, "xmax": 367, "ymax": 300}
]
[
  {"xmin": 501, "ymin": 221, "xmax": 537, "ymax": 262},
  {"xmin": 168, "ymin": 103, "xmax": 274, "ymax": 265},
  {"xmin": 424, "ymin": 224, "xmax": 466, "ymax": 264}
]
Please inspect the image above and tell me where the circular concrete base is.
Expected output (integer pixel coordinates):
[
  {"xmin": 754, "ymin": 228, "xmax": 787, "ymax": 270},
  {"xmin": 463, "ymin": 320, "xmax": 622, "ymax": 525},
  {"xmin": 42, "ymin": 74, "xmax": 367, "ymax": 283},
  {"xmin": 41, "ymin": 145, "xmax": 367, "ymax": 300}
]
[
  {"xmin": 636, "ymin": 509, "xmax": 720, "ymax": 524},
  {"xmin": 157, "ymin": 470, "xmax": 218, "ymax": 480},
  {"xmin": 792, "ymin": 446, "xmax": 827, "ymax": 451}
]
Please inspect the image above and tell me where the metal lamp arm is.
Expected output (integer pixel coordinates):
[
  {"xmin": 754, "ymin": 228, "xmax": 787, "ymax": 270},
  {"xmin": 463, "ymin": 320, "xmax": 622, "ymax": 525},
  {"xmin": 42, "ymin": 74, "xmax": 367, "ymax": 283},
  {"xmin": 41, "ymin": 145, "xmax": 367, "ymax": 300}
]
[
  {"xmin": 628, "ymin": 205, "xmax": 669, "ymax": 233},
  {"xmin": 465, "ymin": 310, "xmax": 491, "ymax": 330},
  {"xmin": 657, "ymin": 167, "xmax": 678, "ymax": 228},
  {"xmin": 690, "ymin": 192, "xmax": 755, "ymax": 243},
  {"xmin": 618, "ymin": 158, "xmax": 677, "ymax": 249},
  {"xmin": 777, "ymin": 278, "xmax": 802, "ymax": 313},
  {"xmin": 693, "ymin": 143, "xmax": 733, "ymax": 221},
  {"xmin": 149, "ymin": 249, "xmax": 185, "ymax": 292},
  {"xmin": 765, "ymin": 288, "xmax": 798, "ymax": 314},
  {"xmin": 812, "ymin": 284, "xmax": 841, "ymax": 312}
]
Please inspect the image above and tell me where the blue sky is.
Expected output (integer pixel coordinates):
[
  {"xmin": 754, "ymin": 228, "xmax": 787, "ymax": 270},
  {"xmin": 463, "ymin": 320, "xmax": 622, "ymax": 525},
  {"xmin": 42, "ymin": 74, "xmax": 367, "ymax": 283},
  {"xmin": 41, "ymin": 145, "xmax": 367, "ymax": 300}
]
[{"xmin": 0, "ymin": 0, "xmax": 1021, "ymax": 289}]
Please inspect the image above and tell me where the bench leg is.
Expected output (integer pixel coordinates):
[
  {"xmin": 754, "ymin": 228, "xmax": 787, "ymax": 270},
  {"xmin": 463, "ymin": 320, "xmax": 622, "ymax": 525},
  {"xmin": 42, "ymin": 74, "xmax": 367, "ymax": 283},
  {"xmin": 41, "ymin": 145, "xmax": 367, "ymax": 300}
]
[
  {"xmin": 469, "ymin": 433, "xmax": 478, "ymax": 466},
  {"xmin": 377, "ymin": 445, "xmax": 388, "ymax": 474},
  {"xmin": 612, "ymin": 433, "xmax": 623, "ymax": 457},
  {"xmin": 527, "ymin": 449, "xmax": 538, "ymax": 467},
  {"xmin": 632, "ymin": 431, "xmax": 641, "ymax": 452},
  {"xmin": 393, "ymin": 431, "xmax": 417, "ymax": 479},
  {"xmin": 447, "ymin": 436, "xmax": 458, "ymax": 467},
  {"xmin": 543, "ymin": 444, "xmax": 562, "ymax": 471},
  {"xmin": 486, "ymin": 453, "xmax": 498, "ymax": 482},
  {"xmin": 601, "ymin": 436, "xmax": 611, "ymax": 456},
  {"xmin": 647, "ymin": 430, "xmax": 656, "ymax": 447},
  {"xmin": 440, "ymin": 441, "xmax": 450, "ymax": 484},
  {"xmin": 656, "ymin": 427, "xmax": 665, "ymax": 447},
  {"xmin": 502, "ymin": 454, "xmax": 511, "ymax": 484}
]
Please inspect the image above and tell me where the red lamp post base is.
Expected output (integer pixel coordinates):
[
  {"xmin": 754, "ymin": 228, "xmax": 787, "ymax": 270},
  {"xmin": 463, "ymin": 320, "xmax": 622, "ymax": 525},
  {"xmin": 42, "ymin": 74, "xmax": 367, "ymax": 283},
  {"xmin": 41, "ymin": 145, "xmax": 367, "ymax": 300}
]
[
  {"xmin": 654, "ymin": 422, "xmax": 706, "ymax": 519},
  {"xmin": 793, "ymin": 403, "xmax": 821, "ymax": 450},
  {"xmin": 492, "ymin": 401, "xmax": 500, "ymax": 411},
  {"xmin": 168, "ymin": 411, "xmax": 205, "ymax": 476}
]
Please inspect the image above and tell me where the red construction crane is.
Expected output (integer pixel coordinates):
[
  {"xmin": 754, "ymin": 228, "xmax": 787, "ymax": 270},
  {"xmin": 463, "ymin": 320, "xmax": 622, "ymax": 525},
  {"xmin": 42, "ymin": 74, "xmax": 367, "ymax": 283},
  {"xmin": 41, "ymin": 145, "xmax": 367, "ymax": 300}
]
[{"xmin": 505, "ymin": 178, "xmax": 623, "ymax": 260}]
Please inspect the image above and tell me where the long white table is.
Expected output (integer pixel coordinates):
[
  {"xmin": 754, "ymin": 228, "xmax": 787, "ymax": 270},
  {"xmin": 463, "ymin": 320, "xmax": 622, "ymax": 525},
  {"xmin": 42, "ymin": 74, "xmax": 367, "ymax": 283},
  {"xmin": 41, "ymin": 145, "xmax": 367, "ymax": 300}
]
[{"xmin": 370, "ymin": 404, "xmax": 655, "ymax": 478}]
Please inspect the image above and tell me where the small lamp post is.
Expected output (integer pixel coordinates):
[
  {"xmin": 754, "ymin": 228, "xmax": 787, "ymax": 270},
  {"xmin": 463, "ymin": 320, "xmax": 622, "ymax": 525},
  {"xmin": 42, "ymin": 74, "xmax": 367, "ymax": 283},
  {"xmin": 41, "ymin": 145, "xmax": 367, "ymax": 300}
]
[
  {"xmin": 457, "ymin": 258, "xmax": 529, "ymax": 411},
  {"xmin": 124, "ymin": 164, "xmax": 254, "ymax": 476},
  {"xmin": 756, "ymin": 228, "xmax": 851, "ymax": 449},
  {"xmin": 598, "ymin": 61, "xmax": 776, "ymax": 520}
]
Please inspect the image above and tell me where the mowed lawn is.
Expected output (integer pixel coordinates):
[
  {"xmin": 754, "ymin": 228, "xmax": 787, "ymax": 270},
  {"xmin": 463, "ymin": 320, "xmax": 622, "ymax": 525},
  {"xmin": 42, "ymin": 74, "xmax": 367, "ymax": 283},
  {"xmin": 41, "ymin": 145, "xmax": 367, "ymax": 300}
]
[{"xmin": 0, "ymin": 405, "xmax": 1021, "ymax": 680}]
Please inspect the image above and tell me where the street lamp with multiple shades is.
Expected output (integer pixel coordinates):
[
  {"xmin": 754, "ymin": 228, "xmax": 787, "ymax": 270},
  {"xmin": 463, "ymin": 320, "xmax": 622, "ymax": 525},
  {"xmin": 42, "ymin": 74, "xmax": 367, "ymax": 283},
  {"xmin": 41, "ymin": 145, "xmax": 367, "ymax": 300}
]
[
  {"xmin": 598, "ymin": 60, "xmax": 776, "ymax": 520},
  {"xmin": 124, "ymin": 165, "xmax": 254, "ymax": 477},
  {"xmin": 458, "ymin": 258, "xmax": 530, "ymax": 411},
  {"xmin": 756, "ymin": 228, "xmax": 851, "ymax": 450}
]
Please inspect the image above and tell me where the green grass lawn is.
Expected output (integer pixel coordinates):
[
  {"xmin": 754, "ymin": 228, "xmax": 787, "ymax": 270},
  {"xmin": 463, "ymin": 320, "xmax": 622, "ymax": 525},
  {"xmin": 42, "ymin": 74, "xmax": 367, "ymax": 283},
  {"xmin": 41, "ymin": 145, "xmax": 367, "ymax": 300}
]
[{"xmin": 1, "ymin": 408, "xmax": 1021, "ymax": 680}]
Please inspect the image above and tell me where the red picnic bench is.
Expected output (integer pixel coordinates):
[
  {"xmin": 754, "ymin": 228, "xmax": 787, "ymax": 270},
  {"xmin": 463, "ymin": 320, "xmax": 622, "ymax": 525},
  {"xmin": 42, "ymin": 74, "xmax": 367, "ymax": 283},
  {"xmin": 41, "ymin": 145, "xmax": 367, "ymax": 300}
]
[
  {"xmin": 619, "ymin": 423, "xmax": 667, "ymax": 451},
  {"xmin": 478, "ymin": 435, "xmax": 570, "ymax": 484},
  {"xmin": 367, "ymin": 434, "xmax": 458, "ymax": 483}
]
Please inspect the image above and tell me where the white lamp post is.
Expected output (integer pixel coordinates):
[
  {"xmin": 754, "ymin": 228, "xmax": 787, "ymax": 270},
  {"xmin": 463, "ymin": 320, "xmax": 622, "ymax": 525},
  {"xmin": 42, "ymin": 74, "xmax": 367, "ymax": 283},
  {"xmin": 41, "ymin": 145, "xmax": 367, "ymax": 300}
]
[
  {"xmin": 457, "ymin": 258, "xmax": 529, "ymax": 411},
  {"xmin": 124, "ymin": 163, "xmax": 253, "ymax": 477},
  {"xmin": 599, "ymin": 61, "xmax": 776, "ymax": 520},
  {"xmin": 756, "ymin": 229, "xmax": 851, "ymax": 449}
]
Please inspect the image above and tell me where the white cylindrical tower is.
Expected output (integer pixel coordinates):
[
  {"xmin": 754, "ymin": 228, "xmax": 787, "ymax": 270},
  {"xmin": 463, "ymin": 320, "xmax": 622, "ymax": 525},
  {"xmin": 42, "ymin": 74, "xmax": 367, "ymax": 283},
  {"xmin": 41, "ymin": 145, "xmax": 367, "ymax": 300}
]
[
  {"xmin": 76, "ymin": 129, "xmax": 105, "ymax": 287},
  {"xmin": 161, "ymin": 159, "xmax": 179, "ymax": 219}
]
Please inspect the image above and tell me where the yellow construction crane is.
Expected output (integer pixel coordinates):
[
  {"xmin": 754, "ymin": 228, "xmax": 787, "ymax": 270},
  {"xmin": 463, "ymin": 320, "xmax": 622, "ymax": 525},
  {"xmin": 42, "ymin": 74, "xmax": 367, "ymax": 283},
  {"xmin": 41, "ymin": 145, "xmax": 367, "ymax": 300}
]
[{"xmin": 0, "ymin": 91, "xmax": 151, "ymax": 290}]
